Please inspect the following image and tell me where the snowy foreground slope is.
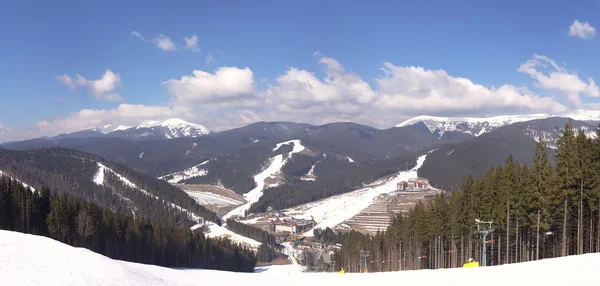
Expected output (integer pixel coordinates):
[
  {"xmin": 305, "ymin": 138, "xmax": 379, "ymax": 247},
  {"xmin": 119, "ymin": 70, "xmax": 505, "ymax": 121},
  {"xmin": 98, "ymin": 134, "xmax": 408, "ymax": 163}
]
[{"xmin": 0, "ymin": 230, "xmax": 597, "ymax": 286}]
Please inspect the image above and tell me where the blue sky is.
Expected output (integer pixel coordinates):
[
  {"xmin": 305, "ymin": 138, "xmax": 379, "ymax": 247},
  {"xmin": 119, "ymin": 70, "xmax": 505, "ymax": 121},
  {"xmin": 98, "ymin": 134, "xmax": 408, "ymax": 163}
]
[{"xmin": 1, "ymin": 0, "xmax": 599, "ymax": 141}]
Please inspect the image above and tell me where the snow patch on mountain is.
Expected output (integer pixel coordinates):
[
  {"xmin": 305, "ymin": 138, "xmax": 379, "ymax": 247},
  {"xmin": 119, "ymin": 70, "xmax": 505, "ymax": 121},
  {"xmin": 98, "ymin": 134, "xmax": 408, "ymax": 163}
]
[
  {"xmin": 158, "ymin": 160, "xmax": 209, "ymax": 183},
  {"xmin": 135, "ymin": 118, "xmax": 210, "ymax": 138},
  {"xmin": 0, "ymin": 170, "xmax": 35, "ymax": 192},
  {"xmin": 223, "ymin": 140, "xmax": 306, "ymax": 220},
  {"xmin": 204, "ymin": 222, "xmax": 262, "ymax": 248},
  {"xmin": 346, "ymin": 157, "xmax": 355, "ymax": 163},
  {"xmin": 397, "ymin": 110, "xmax": 600, "ymax": 138}
]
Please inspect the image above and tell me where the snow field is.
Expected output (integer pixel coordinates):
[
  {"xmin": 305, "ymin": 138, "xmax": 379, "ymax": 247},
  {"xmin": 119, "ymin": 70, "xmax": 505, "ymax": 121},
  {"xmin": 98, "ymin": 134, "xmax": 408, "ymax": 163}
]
[
  {"xmin": 1, "ymin": 229, "xmax": 598, "ymax": 286},
  {"xmin": 286, "ymin": 154, "xmax": 429, "ymax": 236},
  {"xmin": 158, "ymin": 160, "xmax": 209, "ymax": 184}
]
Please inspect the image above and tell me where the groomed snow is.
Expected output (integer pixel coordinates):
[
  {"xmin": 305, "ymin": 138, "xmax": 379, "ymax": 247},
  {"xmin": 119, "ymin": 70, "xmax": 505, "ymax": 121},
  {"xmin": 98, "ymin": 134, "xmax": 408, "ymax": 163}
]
[
  {"xmin": 185, "ymin": 191, "xmax": 243, "ymax": 207},
  {"xmin": 223, "ymin": 140, "xmax": 306, "ymax": 220},
  {"xmin": 286, "ymin": 154, "xmax": 429, "ymax": 236},
  {"xmin": 158, "ymin": 160, "xmax": 209, "ymax": 183},
  {"xmin": 202, "ymin": 222, "xmax": 262, "ymax": 248},
  {"xmin": 1, "ymin": 229, "xmax": 598, "ymax": 286}
]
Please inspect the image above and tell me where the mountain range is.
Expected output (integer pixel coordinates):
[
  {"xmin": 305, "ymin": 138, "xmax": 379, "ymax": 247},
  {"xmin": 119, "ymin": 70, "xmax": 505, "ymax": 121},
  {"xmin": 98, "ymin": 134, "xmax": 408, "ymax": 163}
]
[{"xmin": 2, "ymin": 110, "xmax": 599, "ymax": 198}]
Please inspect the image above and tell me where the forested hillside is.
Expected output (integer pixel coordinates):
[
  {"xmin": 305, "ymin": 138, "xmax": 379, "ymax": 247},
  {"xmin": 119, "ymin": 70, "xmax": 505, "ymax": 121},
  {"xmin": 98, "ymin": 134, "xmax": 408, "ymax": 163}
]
[
  {"xmin": 327, "ymin": 121, "xmax": 600, "ymax": 273},
  {"xmin": 0, "ymin": 148, "xmax": 219, "ymax": 224},
  {"xmin": 249, "ymin": 153, "xmax": 419, "ymax": 212},
  {"xmin": 419, "ymin": 117, "xmax": 596, "ymax": 189},
  {"xmin": 0, "ymin": 177, "xmax": 256, "ymax": 272}
]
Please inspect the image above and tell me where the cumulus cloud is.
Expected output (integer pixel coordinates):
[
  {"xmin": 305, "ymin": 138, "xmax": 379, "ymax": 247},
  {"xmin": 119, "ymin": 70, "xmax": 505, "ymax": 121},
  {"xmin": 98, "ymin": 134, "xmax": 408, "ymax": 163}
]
[
  {"xmin": 375, "ymin": 63, "xmax": 567, "ymax": 116},
  {"xmin": 34, "ymin": 53, "xmax": 595, "ymax": 137},
  {"xmin": 162, "ymin": 66, "xmax": 256, "ymax": 105},
  {"xmin": 263, "ymin": 54, "xmax": 376, "ymax": 116},
  {"xmin": 57, "ymin": 69, "xmax": 124, "ymax": 102},
  {"xmin": 518, "ymin": 54, "xmax": 600, "ymax": 106},
  {"xmin": 569, "ymin": 20, "xmax": 596, "ymax": 39}
]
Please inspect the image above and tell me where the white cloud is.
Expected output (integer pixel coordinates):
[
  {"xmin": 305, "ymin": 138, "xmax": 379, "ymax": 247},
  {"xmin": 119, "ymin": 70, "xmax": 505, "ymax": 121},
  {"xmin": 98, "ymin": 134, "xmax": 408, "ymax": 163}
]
[
  {"xmin": 131, "ymin": 31, "xmax": 177, "ymax": 52},
  {"xmin": 33, "ymin": 53, "xmax": 595, "ymax": 138},
  {"xmin": 264, "ymin": 55, "xmax": 376, "ymax": 115},
  {"xmin": 518, "ymin": 54, "xmax": 600, "ymax": 106},
  {"xmin": 131, "ymin": 31, "xmax": 201, "ymax": 52},
  {"xmin": 569, "ymin": 20, "xmax": 596, "ymax": 39},
  {"xmin": 205, "ymin": 53, "xmax": 215, "ymax": 65},
  {"xmin": 162, "ymin": 66, "xmax": 255, "ymax": 105},
  {"xmin": 57, "ymin": 69, "xmax": 124, "ymax": 102},
  {"xmin": 154, "ymin": 34, "xmax": 177, "ymax": 52},
  {"xmin": 184, "ymin": 34, "xmax": 200, "ymax": 51},
  {"xmin": 374, "ymin": 63, "xmax": 567, "ymax": 116},
  {"xmin": 56, "ymin": 74, "xmax": 75, "ymax": 90}
]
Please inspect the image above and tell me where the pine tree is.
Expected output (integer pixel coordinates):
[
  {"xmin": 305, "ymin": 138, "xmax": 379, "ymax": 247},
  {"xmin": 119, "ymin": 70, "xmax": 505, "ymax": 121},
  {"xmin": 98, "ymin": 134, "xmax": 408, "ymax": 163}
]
[{"xmin": 555, "ymin": 120, "xmax": 577, "ymax": 256}]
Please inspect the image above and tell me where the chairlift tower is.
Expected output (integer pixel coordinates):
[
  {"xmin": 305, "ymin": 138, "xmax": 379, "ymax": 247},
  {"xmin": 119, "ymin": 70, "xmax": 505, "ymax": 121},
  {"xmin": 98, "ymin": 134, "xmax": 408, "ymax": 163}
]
[
  {"xmin": 359, "ymin": 250, "xmax": 370, "ymax": 273},
  {"xmin": 474, "ymin": 219, "xmax": 494, "ymax": 267}
]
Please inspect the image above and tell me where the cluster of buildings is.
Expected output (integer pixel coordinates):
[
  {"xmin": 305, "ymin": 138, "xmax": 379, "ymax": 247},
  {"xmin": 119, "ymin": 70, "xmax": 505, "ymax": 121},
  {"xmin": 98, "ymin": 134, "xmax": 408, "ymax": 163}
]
[
  {"xmin": 396, "ymin": 178, "xmax": 430, "ymax": 192},
  {"xmin": 268, "ymin": 217, "xmax": 315, "ymax": 235}
]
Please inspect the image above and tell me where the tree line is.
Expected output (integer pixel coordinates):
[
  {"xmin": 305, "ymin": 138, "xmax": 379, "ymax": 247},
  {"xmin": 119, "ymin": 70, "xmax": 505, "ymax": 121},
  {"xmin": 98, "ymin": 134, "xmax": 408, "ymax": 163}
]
[
  {"xmin": 326, "ymin": 121, "xmax": 600, "ymax": 273},
  {"xmin": 0, "ymin": 176, "xmax": 257, "ymax": 272}
]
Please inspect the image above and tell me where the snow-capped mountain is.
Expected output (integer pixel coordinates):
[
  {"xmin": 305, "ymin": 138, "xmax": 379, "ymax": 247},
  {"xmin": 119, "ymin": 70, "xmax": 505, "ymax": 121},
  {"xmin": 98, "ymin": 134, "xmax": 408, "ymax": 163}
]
[
  {"xmin": 397, "ymin": 110, "xmax": 600, "ymax": 140},
  {"xmin": 106, "ymin": 118, "xmax": 211, "ymax": 140}
]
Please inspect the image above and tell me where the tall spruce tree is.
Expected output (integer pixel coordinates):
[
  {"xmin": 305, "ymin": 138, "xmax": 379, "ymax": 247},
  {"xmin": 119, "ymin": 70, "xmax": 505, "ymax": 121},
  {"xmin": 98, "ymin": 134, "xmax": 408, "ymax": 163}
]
[{"xmin": 555, "ymin": 120, "xmax": 577, "ymax": 256}]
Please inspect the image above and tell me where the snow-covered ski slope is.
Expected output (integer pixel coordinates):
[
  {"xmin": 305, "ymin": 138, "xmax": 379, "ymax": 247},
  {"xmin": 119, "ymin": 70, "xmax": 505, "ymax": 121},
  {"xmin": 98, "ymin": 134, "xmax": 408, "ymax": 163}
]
[
  {"xmin": 1, "ymin": 229, "xmax": 597, "ymax": 286},
  {"xmin": 0, "ymin": 170, "xmax": 35, "ymax": 192},
  {"xmin": 185, "ymin": 191, "xmax": 243, "ymax": 206},
  {"xmin": 286, "ymin": 154, "xmax": 430, "ymax": 236},
  {"xmin": 223, "ymin": 140, "xmax": 305, "ymax": 220},
  {"xmin": 158, "ymin": 160, "xmax": 209, "ymax": 183},
  {"xmin": 202, "ymin": 222, "xmax": 262, "ymax": 248}
]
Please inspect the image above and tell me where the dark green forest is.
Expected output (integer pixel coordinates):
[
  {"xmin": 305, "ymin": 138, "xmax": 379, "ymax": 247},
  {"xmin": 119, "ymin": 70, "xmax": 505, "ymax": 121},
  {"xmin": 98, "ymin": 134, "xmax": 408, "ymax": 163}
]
[
  {"xmin": 0, "ymin": 148, "xmax": 219, "ymax": 224},
  {"xmin": 0, "ymin": 176, "xmax": 256, "ymax": 272},
  {"xmin": 325, "ymin": 121, "xmax": 600, "ymax": 273}
]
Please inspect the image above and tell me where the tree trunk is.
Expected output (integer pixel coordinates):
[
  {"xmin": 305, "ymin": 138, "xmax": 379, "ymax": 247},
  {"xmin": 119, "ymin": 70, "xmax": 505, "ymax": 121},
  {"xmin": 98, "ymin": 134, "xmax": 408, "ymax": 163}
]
[
  {"xmin": 589, "ymin": 209, "xmax": 593, "ymax": 254},
  {"xmin": 506, "ymin": 197, "xmax": 510, "ymax": 264},
  {"xmin": 515, "ymin": 219, "xmax": 519, "ymax": 263},
  {"xmin": 578, "ymin": 180, "xmax": 583, "ymax": 255},
  {"xmin": 562, "ymin": 197, "xmax": 568, "ymax": 257},
  {"xmin": 498, "ymin": 235, "xmax": 501, "ymax": 265},
  {"xmin": 536, "ymin": 208, "xmax": 540, "ymax": 260}
]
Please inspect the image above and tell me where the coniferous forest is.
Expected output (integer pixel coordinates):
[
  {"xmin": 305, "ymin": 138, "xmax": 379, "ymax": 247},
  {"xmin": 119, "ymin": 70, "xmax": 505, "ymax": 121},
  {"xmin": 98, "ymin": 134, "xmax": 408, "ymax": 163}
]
[
  {"xmin": 0, "ymin": 177, "xmax": 256, "ymax": 272},
  {"xmin": 325, "ymin": 121, "xmax": 600, "ymax": 273}
]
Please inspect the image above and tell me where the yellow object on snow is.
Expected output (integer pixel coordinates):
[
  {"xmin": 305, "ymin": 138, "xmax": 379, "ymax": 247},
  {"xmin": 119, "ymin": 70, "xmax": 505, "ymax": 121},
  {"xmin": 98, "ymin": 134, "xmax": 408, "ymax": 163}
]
[
  {"xmin": 463, "ymin": 261, "xmax": 480, "ymax": 268},
  {"xmin": 339, "ymin": 268, "xmax": 345, "ymax": 274}
]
